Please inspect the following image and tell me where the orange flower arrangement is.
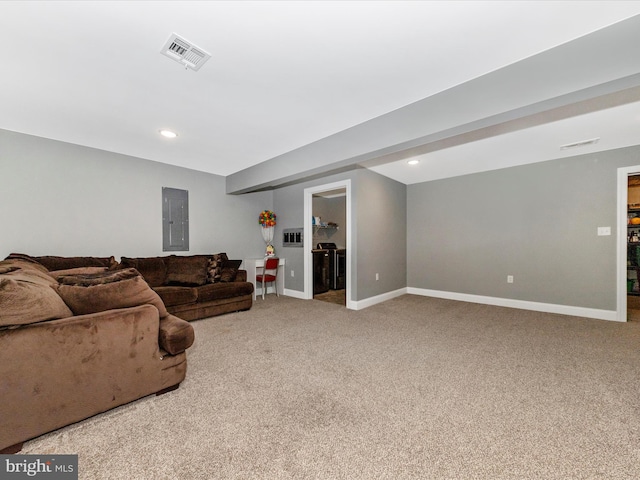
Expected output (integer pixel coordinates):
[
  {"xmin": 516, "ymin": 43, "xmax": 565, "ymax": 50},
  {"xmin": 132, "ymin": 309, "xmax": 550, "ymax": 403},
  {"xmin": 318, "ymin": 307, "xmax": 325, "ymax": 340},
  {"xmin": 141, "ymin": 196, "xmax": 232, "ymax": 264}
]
[{"xmin": 258, "ymin": 210, "xmax": 276, "ymax": 228}]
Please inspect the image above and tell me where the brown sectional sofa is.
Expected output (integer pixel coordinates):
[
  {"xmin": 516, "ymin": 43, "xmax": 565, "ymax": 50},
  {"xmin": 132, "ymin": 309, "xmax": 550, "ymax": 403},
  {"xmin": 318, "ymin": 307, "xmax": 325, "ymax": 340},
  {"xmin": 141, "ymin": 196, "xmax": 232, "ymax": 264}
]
[
  {"xmin": 118, "ymin": 253, "xmax": 254, "ymax": 321},
  {"xmin": 7, "ymin": 252, "xmax": 255, "ymax": 322},
  {"xmin": 0, "ymin": 256, "xmax": 195, "ymax": 453},
  {"xmin": 0, "ymin": 252, "xmax": 253, "ymax": 452}
]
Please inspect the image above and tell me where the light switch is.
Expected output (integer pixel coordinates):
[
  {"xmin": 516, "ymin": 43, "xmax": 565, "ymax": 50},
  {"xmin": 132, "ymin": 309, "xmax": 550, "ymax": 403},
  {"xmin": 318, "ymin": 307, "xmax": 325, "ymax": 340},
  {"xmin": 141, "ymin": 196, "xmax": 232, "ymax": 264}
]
[{"xmin": 597, "ymin": 226, "xmax": 611, "ymax": 236}]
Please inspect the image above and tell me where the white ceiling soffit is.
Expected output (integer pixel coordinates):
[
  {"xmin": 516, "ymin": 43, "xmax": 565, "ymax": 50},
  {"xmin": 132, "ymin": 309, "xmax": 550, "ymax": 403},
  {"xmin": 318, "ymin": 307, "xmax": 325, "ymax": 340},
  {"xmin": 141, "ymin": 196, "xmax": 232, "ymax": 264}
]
[{"xmin": 160, "ymin": 33, "xmax": 211, "ymax": 71}]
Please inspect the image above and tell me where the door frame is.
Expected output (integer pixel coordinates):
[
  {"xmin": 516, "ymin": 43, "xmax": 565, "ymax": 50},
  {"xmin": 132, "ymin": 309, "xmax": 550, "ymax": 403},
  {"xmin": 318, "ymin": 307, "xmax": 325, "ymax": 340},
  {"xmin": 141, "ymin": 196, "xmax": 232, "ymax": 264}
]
[
  {"xmin": 616, "ymin": 165, "xmax": 640, "ymax": 322},
  {"xmin": 303, "ymin": 179, "xmax": 353, "ymax": 309}
]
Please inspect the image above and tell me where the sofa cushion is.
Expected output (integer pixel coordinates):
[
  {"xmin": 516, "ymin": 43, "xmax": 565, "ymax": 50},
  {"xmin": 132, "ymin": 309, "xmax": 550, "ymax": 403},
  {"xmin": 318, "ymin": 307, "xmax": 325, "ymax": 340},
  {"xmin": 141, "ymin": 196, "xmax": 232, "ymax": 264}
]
[
  {"xmin": 0, "ymin": 259, "xmax": 59, "ymax": 287},
  {"xmin": 14, "ymin": 255, "xmax": 114, "ymax": 271},
  {"xmin": 119, "ymin": 257, "xmax": 167, "ymax": 287},
  {"xmin": 3, "ymin": 256, "xmax": 52, "ymax": 274},
  {"xmin": 58, "ymin": 268, "xmax": 140, "ymax": 286},
  {"xmin": 153, "ymin": 286, "xmax": 198, "ymax": 307},
  {"xmin": 235, "ymin": 270, "xmax": 247, "ymax": 282},
  {"xmin": 49, "ymin": 266, "xmax": 109, "ymax": 282},
  {"xmin": 5, "ymin": 253, "xmax": 50, "ymax": 269},
  {"xmin": 207, "ymin": 253, "xmax": 228, "ymax": 283},
  {"xmin": 159, "ymin": 314, "xmax": 195, "ymax": 355},
  {"xmin": 0, "ymin": 278, "xmax": 73, "ymax": 327},
  {"xmin": 57, "ymin": 275, "xmax": 168, "ymax": 317},
  {"xmin": 220, "ymin": 259, "xmax": 243, "ymax": 282},
  {"xmin": 196, "ymin": 281, "xmax": 254, "ymax": 303},
  {"xmin": 0, "ymin": 266, "xmax": 19, "ymax": 275},
  {"xmin": 166, "ymin": 255, "xmax": 210, "ymax": 286}
]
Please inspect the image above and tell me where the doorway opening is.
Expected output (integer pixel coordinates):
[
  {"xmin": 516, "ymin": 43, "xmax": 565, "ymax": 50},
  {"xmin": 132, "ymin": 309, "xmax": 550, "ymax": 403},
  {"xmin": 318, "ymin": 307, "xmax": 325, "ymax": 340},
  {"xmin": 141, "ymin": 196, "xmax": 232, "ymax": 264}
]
[
  {"xmin": 304, "ymin": 180, "xmax": 353, "ymax": 309},
  {"xmin": 627, "ymin": 175, "xmax": 640, "ymax": 320},
  {"xmin": 617, "ymin": 165, "xmax": 640, "ymax": 322},
  {"xmin": 312, "ymin": 188, "xmax": 347, "ymax": 306}
]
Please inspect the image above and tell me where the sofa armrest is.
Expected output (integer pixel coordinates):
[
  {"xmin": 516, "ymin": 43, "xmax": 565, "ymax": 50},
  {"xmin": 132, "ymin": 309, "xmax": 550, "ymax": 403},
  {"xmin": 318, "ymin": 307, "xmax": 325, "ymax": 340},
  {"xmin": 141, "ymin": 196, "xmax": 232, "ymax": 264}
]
[
  {"xmin": 235, "ymin": 269, "xmax": 247, "ymax": 282},
  {"xmin": 159, "ymin": 314, "xmax": 195, "ymax": 355},
  {"xmin": 0, "ymin": 304, "xmax": 164, "ymax": 452}
]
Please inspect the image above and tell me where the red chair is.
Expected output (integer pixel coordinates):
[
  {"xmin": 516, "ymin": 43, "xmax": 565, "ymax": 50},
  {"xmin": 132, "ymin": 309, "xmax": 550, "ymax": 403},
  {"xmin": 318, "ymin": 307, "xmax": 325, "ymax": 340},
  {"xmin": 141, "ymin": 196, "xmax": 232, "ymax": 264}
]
[{"xmin": 256, "ymin": 257, "xmax": 279, "ymax": 300}]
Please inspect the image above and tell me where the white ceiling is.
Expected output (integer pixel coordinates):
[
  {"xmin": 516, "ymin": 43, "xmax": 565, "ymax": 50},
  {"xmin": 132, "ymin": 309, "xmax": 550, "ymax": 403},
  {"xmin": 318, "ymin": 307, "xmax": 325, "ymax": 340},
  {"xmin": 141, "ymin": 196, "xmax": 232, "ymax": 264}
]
[
  {"xmin": 2, "ymin": 1, "xmax": 640, "ymax": 185},
  {"xmin": 370, "ymin": 100, "xmax": 640, "ymax": 184}
]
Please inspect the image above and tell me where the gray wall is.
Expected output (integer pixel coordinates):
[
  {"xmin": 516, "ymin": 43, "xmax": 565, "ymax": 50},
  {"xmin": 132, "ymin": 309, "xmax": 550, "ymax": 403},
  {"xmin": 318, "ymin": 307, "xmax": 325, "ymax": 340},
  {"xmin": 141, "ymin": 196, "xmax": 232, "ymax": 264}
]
[
  {"xmin": 0, "ymin": 129, "xmax": 272, "ymax": 261},
  {"xmin": 407, "ymin": 145, "xmax": 640, "ymax": 311},
  {"xmin": 274, "ymin": 171, "xmax": 356, "ymax": 294},
  {"xmin": 273, "ymin": 168, "xmax": 407, "ymax": 302},
  {"xmin": 6, "ymin": 127, "xmax": 637, "ymax": 312},
  {"xmin": 355, "ymin": 168, "xmax": 407, "ymax": 300}
]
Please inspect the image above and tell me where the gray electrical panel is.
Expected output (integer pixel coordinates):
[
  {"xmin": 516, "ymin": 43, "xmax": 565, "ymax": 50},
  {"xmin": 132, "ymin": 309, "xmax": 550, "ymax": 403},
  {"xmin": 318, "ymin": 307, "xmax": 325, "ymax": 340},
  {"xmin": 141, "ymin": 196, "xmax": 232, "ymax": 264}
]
[{"xmin": 162, "ymin": 187, "xmax": 189, "ymax": 251}]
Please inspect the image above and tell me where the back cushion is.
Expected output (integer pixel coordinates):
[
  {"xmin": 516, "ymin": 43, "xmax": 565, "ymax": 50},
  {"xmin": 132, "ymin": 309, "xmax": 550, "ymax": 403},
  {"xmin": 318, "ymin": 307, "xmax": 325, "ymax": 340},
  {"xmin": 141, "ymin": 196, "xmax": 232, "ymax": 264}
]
[
  {"xmin": 166, "ymin": 255, "xmax": 210, "ymax": 286},
  {"xmin": 58, "ymin": 268, "xmax": 140, "ymax": 286},
  {"xmin": 119, "ymin": 257, "xmax": 167, "ymax": 287},
  {"xmin": 48, "ymin": 266, "xmax": 109, "ymax": 282},
  {"xmin": 32, "ymin": 256, "xmax": 113, "ymax": 271}
]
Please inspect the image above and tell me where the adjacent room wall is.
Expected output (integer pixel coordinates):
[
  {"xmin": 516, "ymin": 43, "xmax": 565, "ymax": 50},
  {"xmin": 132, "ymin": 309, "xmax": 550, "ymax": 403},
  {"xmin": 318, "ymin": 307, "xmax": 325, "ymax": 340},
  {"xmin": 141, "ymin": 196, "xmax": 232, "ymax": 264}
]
[
  {"xmin": 312, "ymin": 195, "xmax": 346, "ymax": 248},
  {"xmin": 407, "ymin": 144, "xmax": 640, "ymax": 312},
  {"xmin": 0, "ymin": 129, "xmax": 272, "ymax": 261}
]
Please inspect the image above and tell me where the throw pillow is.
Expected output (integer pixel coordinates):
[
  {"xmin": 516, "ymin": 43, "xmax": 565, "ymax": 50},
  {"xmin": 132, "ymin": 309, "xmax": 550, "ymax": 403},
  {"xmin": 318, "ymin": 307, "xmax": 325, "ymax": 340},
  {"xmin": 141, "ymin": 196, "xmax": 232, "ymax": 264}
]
[
  {"xmin": 207, "ymin": 253, "xmax": 228, "ymax": 283},
  {"xmin": 57, "ymin": 275, "xmax": 168, "ymax": 318},
  {"xmin": 166, "ymin": 255, "xmax": 210, "ymax": 286},
  {"xmin": 0, "ymin": 279, "xmax": 73, "ymax": 327},
  {"xmin": 219, "ymin": 259, "xmax": 242, "ymax": 282}
]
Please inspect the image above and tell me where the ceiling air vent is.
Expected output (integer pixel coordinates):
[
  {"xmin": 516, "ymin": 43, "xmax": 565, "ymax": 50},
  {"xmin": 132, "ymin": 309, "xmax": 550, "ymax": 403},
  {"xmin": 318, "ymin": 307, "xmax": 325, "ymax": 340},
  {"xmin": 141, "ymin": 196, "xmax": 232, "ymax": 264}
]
[{"xmin": 160, "ymin": 33, "xmax": 211, "ymax": 71}]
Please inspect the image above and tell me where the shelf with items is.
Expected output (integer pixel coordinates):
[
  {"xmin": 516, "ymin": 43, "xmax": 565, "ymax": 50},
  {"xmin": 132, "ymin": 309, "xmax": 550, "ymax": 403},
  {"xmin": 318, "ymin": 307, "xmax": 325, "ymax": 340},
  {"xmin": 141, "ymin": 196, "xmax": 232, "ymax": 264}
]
[
  {"xmin": 312, "ymin": 222, "xmax": 339, "ymax": 230},
  {"xmin": 628, "ymin": 206, "xmax": 640, "ymax": 294},
  {"xmin": 627, "ymin": 208, "xmax": 640, "ymax": 224},
  {"xmin": 313, "ymin": 225, "xmax": 339, "ymax": 230}
]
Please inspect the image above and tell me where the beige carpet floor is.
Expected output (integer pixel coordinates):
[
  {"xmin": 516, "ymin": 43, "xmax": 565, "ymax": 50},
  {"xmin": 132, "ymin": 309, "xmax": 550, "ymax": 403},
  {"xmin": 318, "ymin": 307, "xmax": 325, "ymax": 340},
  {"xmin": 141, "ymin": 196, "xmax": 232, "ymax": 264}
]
[{"xmin": 20, "ymin": 295, "xmax": 640, "ymax": 479}]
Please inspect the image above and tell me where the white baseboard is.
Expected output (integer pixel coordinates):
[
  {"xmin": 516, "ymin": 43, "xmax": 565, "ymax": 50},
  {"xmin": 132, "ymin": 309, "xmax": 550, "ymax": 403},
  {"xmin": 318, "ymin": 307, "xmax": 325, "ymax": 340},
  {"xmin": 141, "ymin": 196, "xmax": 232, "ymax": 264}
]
[
  {"xmin": 279, "ymin": 286, "xmax": 617, "ymax": 322},
  {"xmin": 283, "ymin": 288, "xmax": 306, "ymax": 300},
  {"xmin": 350, "ymin": 288, "xmax": 408, "ymax": 310},
  {"xmin": 407, "ymin": 287, "xmax": 619, "ymax": 322}
]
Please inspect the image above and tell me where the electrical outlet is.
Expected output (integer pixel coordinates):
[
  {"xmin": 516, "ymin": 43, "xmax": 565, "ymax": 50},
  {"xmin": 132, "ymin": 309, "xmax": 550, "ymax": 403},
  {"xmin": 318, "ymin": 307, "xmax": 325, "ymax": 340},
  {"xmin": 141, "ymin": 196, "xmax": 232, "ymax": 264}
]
[
  {"xmin": 597, "ymin": 226, "xmax": 611, "ymax": 236},
  {"xmin": 507, "ymin": 275, "xmax": 514, "ymax": 284},
  {"xmin": 290, "ymin": 270, "xmax": 294, "ymax": 277},
  {"xmin": 375, "ymin": 273, "xmax": 379, "ymax": 281}
]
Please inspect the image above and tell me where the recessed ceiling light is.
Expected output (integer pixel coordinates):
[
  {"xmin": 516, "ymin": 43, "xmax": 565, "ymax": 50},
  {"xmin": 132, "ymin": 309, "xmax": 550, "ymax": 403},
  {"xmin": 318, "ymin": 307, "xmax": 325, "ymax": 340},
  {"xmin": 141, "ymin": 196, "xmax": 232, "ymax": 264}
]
[
  {"xmin": 407, "ymin": 159, "xmax": 420, "ymax": 165},
  {"xmin": 159, "ymin": 129, "xmax": 178, "ymax": 139}
]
